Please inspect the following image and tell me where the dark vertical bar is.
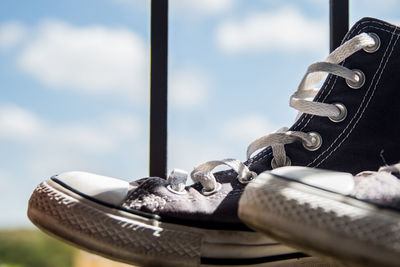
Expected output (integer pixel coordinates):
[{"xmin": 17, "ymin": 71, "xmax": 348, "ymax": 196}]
[
  {"xmin": 330, "ymin": 0, "xmax": 349, "ymax": 52},
  {"xmin": 150, "ymin": 0, "xmax": 168, "ymax": 178}
]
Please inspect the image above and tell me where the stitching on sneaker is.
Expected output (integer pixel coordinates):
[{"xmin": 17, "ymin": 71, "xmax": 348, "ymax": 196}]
[
  {"xmin": 256, "ymin": 20, "xmax": 365, "ymax": 163},
  {"xmin": 258, "ymin": 22, "xmax": 398, "ymax": 166},
  {"xmin": 295, "ymin": 22, "xmax": 370, "ymax": 131},
  {"xmin": 309, "ymin": 25, "xmax": 399, "ymax": 167},
  {"xmin": 291, "ymin": 18, "xmax": 365, "ymax": 131}
]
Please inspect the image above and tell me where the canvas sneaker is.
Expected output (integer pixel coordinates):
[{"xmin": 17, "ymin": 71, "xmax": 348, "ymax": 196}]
[
  {"xmin": 239, "ymin": 163, "xmax": 400, "ymax": 267},
  {"xmin": 28, "ymin": 17, "xmax": 399, "ymax": 266}
]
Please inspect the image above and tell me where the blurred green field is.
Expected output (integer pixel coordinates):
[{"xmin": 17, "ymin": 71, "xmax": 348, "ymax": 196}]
[
  {"xmin": 0, "ymin": 229, "xmax": 76, "ymax": 267},
  {"xmin": 0, "ymin": 229, "xmax": 134, "ymax": 267}
]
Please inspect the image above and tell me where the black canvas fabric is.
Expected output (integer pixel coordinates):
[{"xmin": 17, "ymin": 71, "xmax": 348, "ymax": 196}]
[{"xmin": 122, "ymin": 17, "xmax": 400, "ymax": 228}]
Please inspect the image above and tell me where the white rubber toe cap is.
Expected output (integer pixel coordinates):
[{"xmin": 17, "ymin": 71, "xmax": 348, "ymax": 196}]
[
  {"xmin": 54, "ymin": 171, "xmax": 130, "ymax": 206},
  {"xmin": 269, "ymin": 166, "xmax": 355, "ymax": 195}
]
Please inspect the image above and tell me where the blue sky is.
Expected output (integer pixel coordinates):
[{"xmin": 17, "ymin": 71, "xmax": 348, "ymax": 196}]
[{"xmin": 1, "ymin": 0, "xmax": 400, "ymax": 228}]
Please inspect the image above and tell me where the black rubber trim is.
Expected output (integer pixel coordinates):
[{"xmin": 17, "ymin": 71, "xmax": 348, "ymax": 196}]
[
  {"xmin": 201, "ymin": 252, "xmax": 309, "ymax": 265},
  {"xmin": 270, "ymin": 172, "xmax": 400, "ymax": 213},
  {"xmin": 50, "ymin": 177, "xmax": 252, "ymax": 231}
]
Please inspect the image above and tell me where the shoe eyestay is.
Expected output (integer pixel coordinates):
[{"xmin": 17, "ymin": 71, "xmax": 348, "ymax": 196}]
[
  {"xmin": 329, "ymin": 103, "xmax": 347, "ymax": 123},
  {"xmin": 238, "ymin": 171, "xmax": 258, "ymax": 184},
  {"xmin": 363, "ymin": 32, "xmax": 380, "ymax": 53},
  {"xmin": 346, "ymin": 69, "xmax": 365, "ymax": 89},
  {"xmin": 202, "ymin": 182, "xmax": 222, "ymax": 196},
  {"xmin": 303, "ymin": 132, "xmax": 322, "ymax": 151}
]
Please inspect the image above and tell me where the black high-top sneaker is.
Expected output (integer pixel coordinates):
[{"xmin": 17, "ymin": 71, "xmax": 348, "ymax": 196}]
[
  {"xmin": 239, "ymin": 163, "xmax": 400, "ymax": 267},
  {"xmin": 28, "ymin": 17, "xmax": 399, "ymax": 267}
]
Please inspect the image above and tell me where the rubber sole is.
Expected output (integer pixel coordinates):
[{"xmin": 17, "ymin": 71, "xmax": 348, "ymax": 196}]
[
  {"xmin": 28, "ymin": 179, "xmax": 333, "ymax": 266},
  {"xmin": 239, "ymin": 172, "xmax": 400, "ymax": 267}
]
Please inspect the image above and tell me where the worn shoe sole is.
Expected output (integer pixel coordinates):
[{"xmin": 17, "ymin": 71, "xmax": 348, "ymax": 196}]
[
  {"xmin": 27, "ymin": 178, "xmax": 333, "ymax": 267},
  {"xmin": 239, "ymin": 171, "xmax": 400, "ymax": 267}
]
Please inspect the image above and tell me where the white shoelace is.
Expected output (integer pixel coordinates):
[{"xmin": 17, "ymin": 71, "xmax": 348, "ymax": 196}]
[{"xmin": 167, "ymin": 32, "xmax": 378, "ymax": 195}]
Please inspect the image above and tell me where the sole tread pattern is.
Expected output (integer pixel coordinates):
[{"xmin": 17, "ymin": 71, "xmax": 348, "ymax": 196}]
[
  {"xmin": 239, "ymin": 176, "xmax": 400, "ymax": 267},
  {"xmin": 28, "ymin": 182, "xmax": 202, "ymax": 267}
]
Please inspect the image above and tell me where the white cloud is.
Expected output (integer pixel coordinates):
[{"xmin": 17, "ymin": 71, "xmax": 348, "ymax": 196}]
[
  {"xmin": 103, "ymin": 113, "xmax": 142, "ymax": 139},
  {"xmin": 215, "ymin": 6, "xmax": 328, "ymax": 54},
  {"xmin": 7, "ymin": 19, "xmax": 213, "ymax": 109},
  {"xmin": 17, "ymin": 20, "xmax": 148, "ymax": 100},
  {"xmin": 112, "ymin": 0, "xmax": 237, "ymax": 18},
  {"xmin": 169, "ymin": 69, "xmax": 210, "ymax": 109},
  {"xmin": 0, "ymin": 103, "xmax": 142, "ymax": 154},
  {"xmin": 51, "ymin": 124, "xmax": 116, "ymax": 153},
  {"xmin": 172, "ymin": 0, "xmax": 235, "ymax": 15},
  {"xmin": 26, "ymin": 153, "xmax": 101, "ymax": 181},
  {"xmin": 0, "ymin": 21, "xmax": 27, "ymax": 49},
  {"xmin": 0, "ymin": 104, "xmax": 43, "ymax": 141},
  {"xmin": 220, "ymin": 114, "xmax": 278, "ymax": 144},
  {"xmin": 47, "ymin": 115, "xmax": 141, "ymax": 154},
  {"xmin": 112, "ymin": 0, "xmax": 235, "ymax": 16}
]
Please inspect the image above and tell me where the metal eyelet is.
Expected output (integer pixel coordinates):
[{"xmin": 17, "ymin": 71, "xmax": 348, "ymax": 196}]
[
  {"xmin": 363, "ymin": 33, "xmax": 380, "ymax": 53},
  {"xmin": 166, "ymin": 185, "xmax": 187, "ymax": 195},
  {"xmin": 303, "ymin": 132, "xmax": 322, "ymax": 151},
  {"xmin": 346, "ymin": 69, "xmax": 365, "ymax": 89},
  {"xmin": 238, "ymin": 171, "xmax": 257, "ymax": 184},
  {"xmin": 202, "ymin": 182, "xmax": 222, "ymax": 196},
  {"xmin": 329, "ymin": 103, "xmax": 347, "ymax": 123},
  {"xmin": 271, "ymin": 156, "xmax": 291, "ymax": 169}
]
